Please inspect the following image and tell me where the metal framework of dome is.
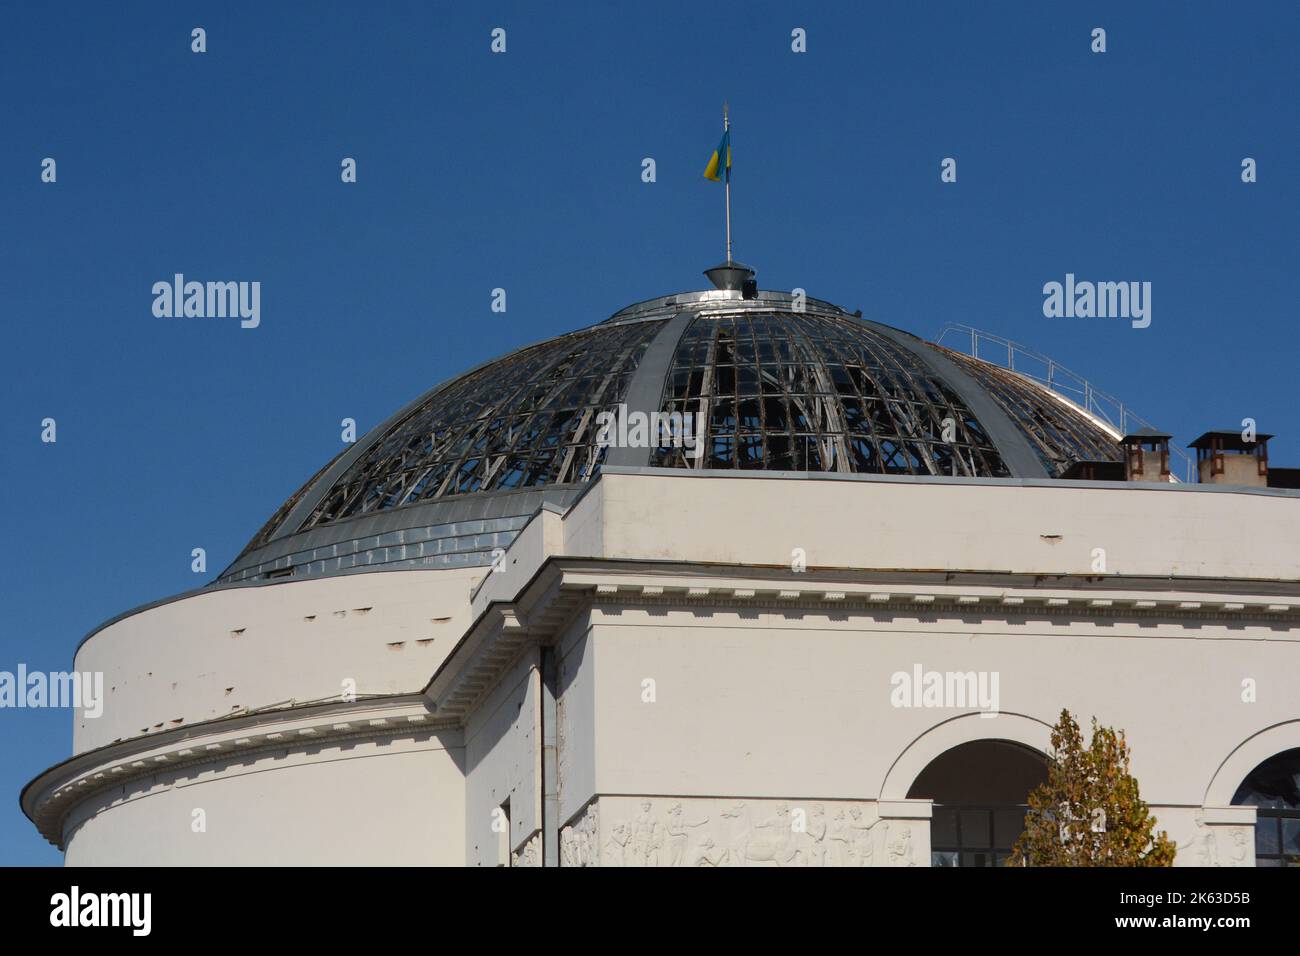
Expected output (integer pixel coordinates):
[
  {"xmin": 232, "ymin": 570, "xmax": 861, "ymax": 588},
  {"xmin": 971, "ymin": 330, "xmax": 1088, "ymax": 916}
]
[{"xmin": 218, "ymin": 279, "xmax": 1124, "ymax": 586}]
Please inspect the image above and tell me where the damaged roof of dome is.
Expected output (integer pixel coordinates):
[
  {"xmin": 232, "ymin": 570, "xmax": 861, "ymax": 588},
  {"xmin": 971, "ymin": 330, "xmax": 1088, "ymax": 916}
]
[{"xmin": 218, "ymin": 279, "xmax": 1121, "ymax": 585}]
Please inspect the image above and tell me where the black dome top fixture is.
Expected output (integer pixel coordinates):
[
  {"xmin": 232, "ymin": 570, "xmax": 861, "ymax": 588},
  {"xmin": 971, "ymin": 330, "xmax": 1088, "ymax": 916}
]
[{"xmin": 219, "ymin": 270, "xmax": 1122, "ymax": 586}]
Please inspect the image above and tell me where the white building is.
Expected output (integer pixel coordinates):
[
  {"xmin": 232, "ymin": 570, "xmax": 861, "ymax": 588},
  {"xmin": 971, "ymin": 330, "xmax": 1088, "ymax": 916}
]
[{"xmin": 23, "ymin": 268, "xmax": 1300, "ymax": 866}]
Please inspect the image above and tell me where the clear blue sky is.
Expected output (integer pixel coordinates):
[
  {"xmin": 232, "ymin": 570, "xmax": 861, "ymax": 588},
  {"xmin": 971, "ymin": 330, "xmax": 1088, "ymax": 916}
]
[{"xmin": 2, "ymin": 2, "xmax": 1296, "ymax": 864}]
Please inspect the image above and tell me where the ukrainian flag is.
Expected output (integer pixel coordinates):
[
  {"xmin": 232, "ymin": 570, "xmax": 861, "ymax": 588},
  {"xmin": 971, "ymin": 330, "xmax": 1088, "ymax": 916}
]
[{"xmin": 703, "ymin": 129, "xmax": 731, "ymax": 182}]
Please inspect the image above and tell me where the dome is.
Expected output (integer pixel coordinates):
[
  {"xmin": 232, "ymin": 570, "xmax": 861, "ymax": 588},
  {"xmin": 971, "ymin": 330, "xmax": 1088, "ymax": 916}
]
[{"xmin": 218, "ymin": 284, "xmax": 1121, "ymax": 585}]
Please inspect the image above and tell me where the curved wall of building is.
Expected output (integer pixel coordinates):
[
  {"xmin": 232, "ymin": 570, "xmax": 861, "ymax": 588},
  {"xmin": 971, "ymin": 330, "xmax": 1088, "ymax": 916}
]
[
  {"xmin": 72, "ymin": 567, "xmax": 483, "ymax": 755},
  {"xmin": 63, "ymin": 725, "xmax": 465, "ymax": 866}
]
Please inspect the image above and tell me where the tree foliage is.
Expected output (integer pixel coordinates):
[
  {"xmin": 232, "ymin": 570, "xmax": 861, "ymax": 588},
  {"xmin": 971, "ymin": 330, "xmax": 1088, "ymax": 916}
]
[{"xmin": 1008, "ymin": 709, "xmax": 1176, "ymax": 867}]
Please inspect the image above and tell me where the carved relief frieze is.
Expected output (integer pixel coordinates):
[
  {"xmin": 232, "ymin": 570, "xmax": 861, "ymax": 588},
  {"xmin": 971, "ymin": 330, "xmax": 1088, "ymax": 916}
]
[
  {"xmin": 512, "ymin": 831, "xmax": 542, "ymax": 867},
  {"xmin": 1175, "ymin": 810, "xmax": 1253, "ymax": 867},
  {"xmin": 560, "ymin": 803, "xmax": 599, "ymax": 867},
  {"xmin": 583, "ymin": 797, "xmax": 925, "ymax": 867}
]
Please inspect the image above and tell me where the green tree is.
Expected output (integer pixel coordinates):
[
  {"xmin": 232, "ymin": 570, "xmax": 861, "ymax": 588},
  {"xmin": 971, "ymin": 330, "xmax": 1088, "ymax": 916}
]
[{"xmin": 1008, "ymin": 709, "xmax": 1176, "ymax": 866}]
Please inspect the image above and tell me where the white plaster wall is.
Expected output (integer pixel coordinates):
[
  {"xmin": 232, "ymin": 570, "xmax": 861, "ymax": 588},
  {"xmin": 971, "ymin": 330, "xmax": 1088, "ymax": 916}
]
[
  {"xmin": 63, "ymin": 732, "xmax": 465, "ymax": 866},
  {"xmin": 574, "ymin": 472, "xmax": 1300, "ymax": 581},
  {"xmin": 559, "ymin": 483, "xmax": 605, "ymax": 558},
  {"xmin": 472, "ymin": 508, "xmax": 563, "ymax": 615},
  {"xmin": 556, "ymin": 619, "xmax": 596, "ymax": 826},
  {"xmin": 583, "ymin": 607, "xmax": 1300, "ymax": 814},
  {"xmin": 463, "ymin": 649, "xmax": 542, "ymax": 865},
  {"xmin": 73, "ymin": 567, "xmax": 483, "ymax": 753}
]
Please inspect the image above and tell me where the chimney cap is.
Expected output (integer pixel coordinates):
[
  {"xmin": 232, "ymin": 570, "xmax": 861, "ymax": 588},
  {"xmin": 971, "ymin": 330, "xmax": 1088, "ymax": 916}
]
[
  {"xmin": 1120, "ymin": 428, "xmax": 1172, "ymax": 444},
  {"xmin": 1188, "ymin": 430, "xmax": 1273, "ymax": 451}
]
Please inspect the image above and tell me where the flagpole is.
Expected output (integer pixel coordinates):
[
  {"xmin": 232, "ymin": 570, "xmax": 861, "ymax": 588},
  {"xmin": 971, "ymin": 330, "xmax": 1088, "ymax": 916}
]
[{"xmin": 723, "ymin": 102, "xmax": 732, "ymax": 262}]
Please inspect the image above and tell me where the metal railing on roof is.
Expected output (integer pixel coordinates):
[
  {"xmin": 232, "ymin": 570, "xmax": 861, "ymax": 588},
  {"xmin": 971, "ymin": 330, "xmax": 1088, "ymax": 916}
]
[{"xmin": 934, "ymin": 323, "xmax": 1193, "ymax": 483}]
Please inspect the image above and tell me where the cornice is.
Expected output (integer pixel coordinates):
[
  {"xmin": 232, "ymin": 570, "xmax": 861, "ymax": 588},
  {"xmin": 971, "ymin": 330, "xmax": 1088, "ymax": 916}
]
[
  {"xmin": 580, "ymin": 576, "xmax": 1300, "ymax": 621},
  {"xmin": 22, "ymin": 694, "xmax": 453, "ymax": 849},
  {"xmin": 425, "ymin": 559, "xmax": 1300, "ymax": 724}
]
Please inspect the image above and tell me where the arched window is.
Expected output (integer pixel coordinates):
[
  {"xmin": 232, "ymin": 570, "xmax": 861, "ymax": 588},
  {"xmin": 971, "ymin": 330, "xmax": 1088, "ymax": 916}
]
[
  {"xmin": 1231, "ymin": 748, "xmax": 1300, "ymax": 867},
  {"xmin": 907, "ymin": 740, "xmax": 1048, "ymax": 867}
]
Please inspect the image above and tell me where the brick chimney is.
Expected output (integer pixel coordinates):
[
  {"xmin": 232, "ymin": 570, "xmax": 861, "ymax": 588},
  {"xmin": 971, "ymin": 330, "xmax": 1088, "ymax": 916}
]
[
  {"xmin": 1120, "ymin": 428, "xmax": 1172, "ymax": 483},
  {"xmin": 1189, "ymin": 430, "xmax": 1272, "ymax": 487}
]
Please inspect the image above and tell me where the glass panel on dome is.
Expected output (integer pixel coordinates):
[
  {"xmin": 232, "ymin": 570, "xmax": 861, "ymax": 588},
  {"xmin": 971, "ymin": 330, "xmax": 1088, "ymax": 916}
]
[
  {"xmin": 936, "ymin": 346, "xmax": 1123, "ymax": 476},
  {"xmin": 649, "ymin": 313, "xmax": 1011, "ymax": 477},
  {"xmin": 296, "ymin": 318, "xmax": 666, "ymax": 529}
]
